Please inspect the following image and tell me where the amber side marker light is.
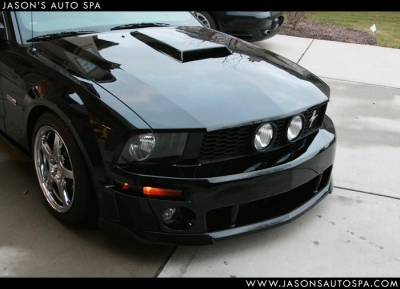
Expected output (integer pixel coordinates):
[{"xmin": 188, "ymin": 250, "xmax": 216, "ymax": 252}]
[{"xmin": 143, "ymin": 187, "xmax": 182, "ymax": 197}]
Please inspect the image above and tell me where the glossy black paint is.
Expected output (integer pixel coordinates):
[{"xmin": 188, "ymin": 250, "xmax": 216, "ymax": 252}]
[
  {"xmin": 101, "ymin": 117, "xmax": 335, "ymax": 245},
  {"xmin": 29, "ymin": 27, "xmax": 328, "ymax": 132},
  {"xmin": 0, "ymin": 11, "xmax": 336, "ymax": 245}
]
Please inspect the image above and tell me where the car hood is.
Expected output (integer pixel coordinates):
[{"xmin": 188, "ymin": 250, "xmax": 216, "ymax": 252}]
[{"xmin": 35, "ymin": 26, "xmax": 329, "ymax": 131}]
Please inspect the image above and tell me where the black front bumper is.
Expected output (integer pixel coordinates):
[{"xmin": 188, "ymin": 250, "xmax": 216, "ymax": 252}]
[{"xmin": 98, "ymin": 117, "xmax": 336, "ymax": 246}]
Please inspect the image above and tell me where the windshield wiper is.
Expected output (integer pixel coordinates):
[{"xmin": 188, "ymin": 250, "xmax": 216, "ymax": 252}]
[
  {"xmin": 110, "ymin": 22, "xmax": 170, "ymax": 31},
  {"xmin": 27, "ymin": 30, "xmax": 98, "ymax": 42}
]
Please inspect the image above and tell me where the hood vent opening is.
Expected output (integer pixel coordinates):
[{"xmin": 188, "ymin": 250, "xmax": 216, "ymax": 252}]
[{"xmin": 131, "ymin": 31, "xmax": 231, "ymax": 63}]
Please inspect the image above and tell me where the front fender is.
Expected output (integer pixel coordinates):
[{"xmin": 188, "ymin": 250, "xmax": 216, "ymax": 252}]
[{"xmin": 24, "ymin": 77, "xmax": 151, "ymax": 184}]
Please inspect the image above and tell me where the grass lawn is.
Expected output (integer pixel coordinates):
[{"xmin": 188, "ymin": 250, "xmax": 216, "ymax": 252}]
[{"xmin": 306, "ymin": 12, "xmax": 400, "ymax": 49}]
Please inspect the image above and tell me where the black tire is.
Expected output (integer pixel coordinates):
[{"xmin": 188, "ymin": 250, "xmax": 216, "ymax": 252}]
[
  {"xmin": 32, "ymin": 113, "xmax": 97, "ymax": 226},
  {"xmin": 193, "ymin": 11, "xmax": 217, "ymax": 29}
]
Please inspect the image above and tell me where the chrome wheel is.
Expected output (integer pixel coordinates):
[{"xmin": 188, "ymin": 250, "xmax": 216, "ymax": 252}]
[
  {"xmin": 193, "ymin": 11, "xmax": 216, "ymax": 29},
  {"xmin": 32, "ymin": 113, "xmax": 97, "ymax": 225},
  {"xmin": 34, "ymin": 125, "xmax": 75, "ymax": 213}
]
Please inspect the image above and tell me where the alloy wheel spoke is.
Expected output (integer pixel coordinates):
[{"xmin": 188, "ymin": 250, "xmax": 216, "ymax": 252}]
[
  {"xmin": 52, "ymin": 133, "xmax": 62, "ymax": 163},
  {"xmin": 51, "ymin": 185, "xmax": 63, "ymax": 204},
  {"xmin": 40, "ymin": 137, "xmax": 53, "ymax": 164},
  {"xmin": 40, "ymin": 161, "xmax": 48, "ymax": 178},
  {"xmin": 57, "ymin": 180, "xmax": 71, "ymax": 206},
  {"xmin": 61, "ymin": 166, "xmax": 74, "ymax": 180}
]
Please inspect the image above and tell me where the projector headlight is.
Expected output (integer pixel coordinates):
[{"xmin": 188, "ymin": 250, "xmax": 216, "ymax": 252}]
[{"xmin": 118, "ymin": 132, "xmax": 188, "ymax": 163}]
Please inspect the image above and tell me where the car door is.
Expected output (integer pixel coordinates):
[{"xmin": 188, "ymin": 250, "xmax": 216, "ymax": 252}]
[{"xmin": 0, "ymin": 11, "xmax": 36, "ymax": 144}]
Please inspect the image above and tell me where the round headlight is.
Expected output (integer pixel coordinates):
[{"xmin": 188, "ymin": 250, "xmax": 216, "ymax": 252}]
[
  {"xmin": 254, "ymin": 123, "xmax": 274, "ymax": 151},
  {"xmin": 128, "ymin": 133, "xmax": 156, "ymax": 161},
  {"xmin": 287, "ymin": 115, "xmax": 303, "ymax": 141}
]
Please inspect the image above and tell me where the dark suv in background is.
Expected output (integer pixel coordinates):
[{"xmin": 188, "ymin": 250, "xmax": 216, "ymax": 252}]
[{"xmin": 192, "ymin": 11, "xmax": 284, "ymax": 42}]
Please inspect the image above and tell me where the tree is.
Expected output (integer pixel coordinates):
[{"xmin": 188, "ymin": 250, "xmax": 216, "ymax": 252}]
[{"xmin": 284, "ymin": 12, "xmax": 315, "ymax": 29}]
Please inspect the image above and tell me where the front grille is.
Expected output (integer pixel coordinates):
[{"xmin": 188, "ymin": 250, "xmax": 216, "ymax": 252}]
[
  {"xmin": 198, "ymin": 103, "xmax": 326, "ymax": 163},
  {"xmin": 195, "ymin": 134, "xmax": 316, "ymax": 178},
  {"xmin": 198, "ymin": 126, "xmax": 252, "ymax": 162}
]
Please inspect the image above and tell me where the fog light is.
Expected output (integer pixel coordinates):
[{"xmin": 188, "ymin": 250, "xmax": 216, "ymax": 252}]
[
  {"xmin": 287, "ymin": 115, "xmax": 303, "ymax": 141},
  {"xmin": 162, "ymin": 207, "xmax": 178, "ymax": 224},
  {"xmin": 161, "ymin": 207, "xmax": 196, "ymax": 230},
  {"xmin": 254, "ymin": 123, "xmax": 274, "ymax": 151}
]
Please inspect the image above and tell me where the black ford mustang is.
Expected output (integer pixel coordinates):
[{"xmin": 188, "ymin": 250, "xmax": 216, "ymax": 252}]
[{"xmin": 0, "ymin": 11, "xmax": 336, "ymax": 245}]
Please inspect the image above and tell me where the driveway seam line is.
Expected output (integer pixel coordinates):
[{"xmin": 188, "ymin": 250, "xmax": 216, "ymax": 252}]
[
  {"xmin": 334, "ymin": 186, "xmax": 400, "ymax": 201},
  {"xmin": 154, "ymin": 246, "xmax": 178, "ymax": 278},
  {"xmin": 319, "ymin": 77, "xmax": 400, "ymax": 89},
  {"xmin": 297, "ymin": 39, "xmax": 314, "ymax": 64}
]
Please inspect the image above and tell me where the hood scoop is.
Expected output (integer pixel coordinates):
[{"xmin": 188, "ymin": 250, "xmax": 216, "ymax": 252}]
[{"xmin": 131, "ymin": 30, "xmax": 231, "ymax": 63}]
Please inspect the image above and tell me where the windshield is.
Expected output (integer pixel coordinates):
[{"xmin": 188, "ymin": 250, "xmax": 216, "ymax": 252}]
[{"xmin": 15, "ymin": 11, "xmax": 202, "ymax": 43}]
